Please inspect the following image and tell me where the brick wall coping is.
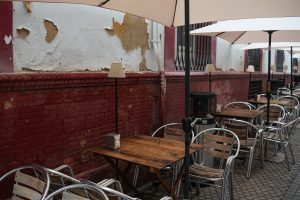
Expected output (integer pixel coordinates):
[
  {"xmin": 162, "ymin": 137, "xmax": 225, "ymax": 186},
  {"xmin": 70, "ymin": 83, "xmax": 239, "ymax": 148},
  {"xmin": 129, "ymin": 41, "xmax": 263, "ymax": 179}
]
[
  {"xmin": 0, "ymin": 72, "xmax": 160, "ymax": 91},
  {"xmin": 0, "ymin": 72, "xmax": 159, "ymax": 81}
]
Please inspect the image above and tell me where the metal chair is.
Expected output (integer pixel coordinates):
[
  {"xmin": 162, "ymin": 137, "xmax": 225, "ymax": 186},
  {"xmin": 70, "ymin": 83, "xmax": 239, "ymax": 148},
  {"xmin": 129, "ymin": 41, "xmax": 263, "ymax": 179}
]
[
  {"xmin": 223, "ymin": 118, "xmax": 263, "ymax": 178},
  {"xmin": 83, "ymin": 179, "xmax": 141, "ymax": 200},
  {"xmin": 44, "ymin": 166, "xmax": 124, "ymax": 200},
  {"xmin": 0, "ymin": 165, "xmax": 50, "ymax": 200},
  {"xmin": 277, "ymin": 87, "xmax": 291, "ymax": 96},
  {"xmin": 277, "ymin": 95, "xmax": 300, "ymax": 120},
  {"xmin": 190, "ymin": 127, "xmax": 240, "ymax": 200},
  {"xmin": 133, "ymin": 123, "xmax": 183, "ymax": 188},
  {"xmin": 44, "ymin": 183, "xmax": 110, "ymax": 200},
  {"xmin": 292, "ymin": 88, "xmax": 300, "ymax": 98},
  {"xmin": 263, "ymin": 117, "xmax": 300, "ymax": 171},
  {"xmin": 255, "ymin": 104, "xmax": 287, "ymax": 126},
  {"xmin": 224, "ymin": 101, "xmax": 256, "ymax": 110}
]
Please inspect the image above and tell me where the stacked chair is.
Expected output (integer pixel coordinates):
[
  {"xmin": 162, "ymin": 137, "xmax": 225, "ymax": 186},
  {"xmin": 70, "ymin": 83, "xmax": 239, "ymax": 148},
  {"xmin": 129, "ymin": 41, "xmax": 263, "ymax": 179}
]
[
  {"xmin": 188, "ymin": 127, "xmax": 240, "ymax": 200},
  {"xmin": 0, "ymin": 164, "xmax": 172, "ymax": 200}
]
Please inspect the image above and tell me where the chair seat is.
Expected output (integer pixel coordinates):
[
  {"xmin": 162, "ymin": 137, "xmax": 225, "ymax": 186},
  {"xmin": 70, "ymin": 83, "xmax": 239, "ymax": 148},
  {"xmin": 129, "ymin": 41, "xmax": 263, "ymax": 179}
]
[
  {"xmin": 263, "ymin": 131, "xmax": 280, "ymax": 141},
  {"xmin": 190, "ymin": 163, "xmax": 224, "ymax": 179}
]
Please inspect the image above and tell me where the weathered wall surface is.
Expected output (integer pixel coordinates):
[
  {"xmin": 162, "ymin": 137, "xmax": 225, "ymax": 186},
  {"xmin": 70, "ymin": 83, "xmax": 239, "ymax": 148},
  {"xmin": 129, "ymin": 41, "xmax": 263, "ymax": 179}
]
[
  {"xmin": 216, "ymin": 38, "xmax": 245, "ymax": 72},
  {"xmin": 12, "ymin": 2, "xmax": 164, "ymax": 72},
  {"xmin": 164, "ymin": 72, "xmax": 286, "ymax": 123},
  {"xmin": 0, "ymin": 72, "xmax": 161, "ymax": 196},
  {"xmin": 0, "ymin": 1, "xmax": 13, "ymax": 73}
]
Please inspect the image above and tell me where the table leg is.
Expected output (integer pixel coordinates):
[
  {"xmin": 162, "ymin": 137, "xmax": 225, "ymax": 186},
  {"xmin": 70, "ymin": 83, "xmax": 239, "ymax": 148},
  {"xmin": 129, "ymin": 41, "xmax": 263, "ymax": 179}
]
[
  {"xmin": 153, "ymin": 163, "xmax": 184, "ymax": 200},
  {"xmin": 104, "ymin": 156, "xmax": 141, "ymax": 196}
]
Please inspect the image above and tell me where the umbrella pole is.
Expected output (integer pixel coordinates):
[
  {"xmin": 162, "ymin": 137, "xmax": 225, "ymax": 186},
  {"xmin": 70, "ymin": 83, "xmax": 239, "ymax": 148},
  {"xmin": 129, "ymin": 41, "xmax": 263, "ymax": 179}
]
[
  {"xmin": 291, "ymin": 46, "xmax": 293, "ymax": 95},
  {"xmin": 183, "ymin": 0, "xmax": 191, "ymax": 199},
  {"xmin": 266, "ymin": 31, "xmax": 275, "ymax": 125}
]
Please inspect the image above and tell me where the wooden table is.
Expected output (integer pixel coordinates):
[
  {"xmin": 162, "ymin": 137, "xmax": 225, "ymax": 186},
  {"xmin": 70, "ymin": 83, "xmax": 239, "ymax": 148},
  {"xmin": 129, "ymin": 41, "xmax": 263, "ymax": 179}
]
[
  {"xmin": 87, "ymin": 135, "xmax": 203, "ymax": 199},
  {"xmin": 248, "ymin": 98, "xmax": 289, "ymax": 106},
  {"xmin": 214, "ymin": 108, "xmax": 263, "ymax": 120}
]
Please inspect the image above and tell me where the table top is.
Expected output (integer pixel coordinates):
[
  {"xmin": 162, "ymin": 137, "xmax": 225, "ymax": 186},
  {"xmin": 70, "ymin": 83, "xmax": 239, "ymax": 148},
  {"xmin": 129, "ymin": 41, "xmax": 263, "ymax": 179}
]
[
  {"xmin": 248, "ymin": 98, "xmax": 289, "ymax": 106},
  {"xmin": 214, "ymin": 108, "xmax": 263, "ymax": 119},
  {"xmin": 87, "ymin": 135, "xmax": 203, "ymax": 170}
]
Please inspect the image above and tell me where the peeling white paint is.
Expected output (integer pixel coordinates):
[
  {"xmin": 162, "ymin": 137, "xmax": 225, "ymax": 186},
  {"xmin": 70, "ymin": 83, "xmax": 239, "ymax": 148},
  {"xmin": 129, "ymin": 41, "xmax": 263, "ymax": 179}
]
[
  {"xmin": 4, "ymin": 35, "xmax": 12, "ymax": 45},
  {"xmin": 12, "ymin": 2, "xmax": 164, "ymax": 72}
]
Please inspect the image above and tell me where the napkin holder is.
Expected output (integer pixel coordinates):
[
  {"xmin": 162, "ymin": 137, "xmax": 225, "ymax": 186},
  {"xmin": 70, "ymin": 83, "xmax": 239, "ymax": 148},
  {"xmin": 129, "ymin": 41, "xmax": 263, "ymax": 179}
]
[{"xmin": 103, "ymin": 133, "xmax": 120, "ymax": 150}]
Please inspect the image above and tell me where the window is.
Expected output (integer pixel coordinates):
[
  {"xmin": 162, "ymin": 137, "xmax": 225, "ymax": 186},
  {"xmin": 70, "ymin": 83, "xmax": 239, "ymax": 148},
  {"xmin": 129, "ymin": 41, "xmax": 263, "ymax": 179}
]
[
  {"xmin": 247, "ymin": 49, "xmax": 261, "ymax": 72},
  {"xmin": 276, "ymin": 50, "xmax": 284, "ymax": 72},
  {"xmin": 175, "ymin": 22, "xmax": 212, "ymax": 71}
]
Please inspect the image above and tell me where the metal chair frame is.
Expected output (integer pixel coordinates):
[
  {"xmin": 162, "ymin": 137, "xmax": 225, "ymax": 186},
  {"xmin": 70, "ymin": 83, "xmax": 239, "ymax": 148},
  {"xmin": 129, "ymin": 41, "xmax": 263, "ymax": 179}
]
[
  {"xmin": 44, "ymin": 183, "xmax": 110, "ymax": 200},
  {"xmin": 277, "ymin": 95, "xmax": 300, "ymax": 120},
  {"xmin": 224, "ymin": 101, "xmax": 256, "ymax": 110},
  {"xmin": 223, "ymin": 118, "xmax": 263, "ymax": 178},
  {"xmin": 263, "ymin": 117, "xmax": 300, "ymax": 171},
  {"xmin": 0, "ymin": 165, "xmax": 50, "ymax": 200},
  {"xmin": 134, "ymin": 123, "xmax": 183, "ymax": 189},
  {"xmin": 190, "ymin": 128, "xmax": 240, "ymax": 200},
  {"xmin": 255, "ymin": 104, "xmax": 287, "ymax": 126}
]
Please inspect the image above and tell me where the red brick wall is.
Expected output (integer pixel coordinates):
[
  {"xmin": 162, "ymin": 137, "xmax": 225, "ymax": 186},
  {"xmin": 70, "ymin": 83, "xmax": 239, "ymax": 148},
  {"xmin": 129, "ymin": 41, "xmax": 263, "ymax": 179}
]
[
  {"xmin": 0, "ymin": 72, "xmax": 161, "ymax": 195},
  {"xmin": 164, "ymin": 72, "xmax": 285, "ymax": 123},
  {"xmin": 0, "ymin": 71, "xmax": 284, "ymax": 196}
]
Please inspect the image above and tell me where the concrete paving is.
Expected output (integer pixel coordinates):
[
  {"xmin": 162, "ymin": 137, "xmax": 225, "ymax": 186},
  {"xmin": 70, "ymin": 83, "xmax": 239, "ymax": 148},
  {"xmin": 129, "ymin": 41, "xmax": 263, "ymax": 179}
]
[{"xmin": 138, "ymin": 128, "xmax": 300, "ymax": 200}]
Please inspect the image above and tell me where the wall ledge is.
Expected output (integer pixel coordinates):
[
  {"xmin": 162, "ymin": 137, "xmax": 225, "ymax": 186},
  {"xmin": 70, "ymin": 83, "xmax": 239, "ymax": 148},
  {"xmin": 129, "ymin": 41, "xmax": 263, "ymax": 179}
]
[{"xmin": 0, "ymin": 72, "xmax": 160, "ymax": 91}]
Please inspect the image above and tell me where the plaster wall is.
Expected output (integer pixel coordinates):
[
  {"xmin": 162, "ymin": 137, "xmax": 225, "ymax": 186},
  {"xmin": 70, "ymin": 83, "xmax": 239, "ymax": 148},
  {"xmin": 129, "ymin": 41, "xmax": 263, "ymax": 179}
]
[
  {"xmin": 215, "ymin": 38, "xmax": 245, "ymax": 72},
  {"xmin": 284, "ymin": 51, "xmax": 292, "ymax": 72},
  {"xmin": 261, "ymin": 49, "xmax": 276, "ymax": 73},
  {"xmin": 12, "ymin": 2, "xmax": 164, "ymax": 72}
]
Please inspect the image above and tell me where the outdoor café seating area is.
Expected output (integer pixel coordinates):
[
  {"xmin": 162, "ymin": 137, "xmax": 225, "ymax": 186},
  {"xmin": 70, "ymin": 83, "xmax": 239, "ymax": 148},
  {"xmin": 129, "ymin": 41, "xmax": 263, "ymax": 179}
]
[
  {"xmin": 2, "ymin": 1, "xmax": 300, "ymax": 200},
  {"xmin": 1, "ymin": 87, "xmax": 300, "ymax": 200}
]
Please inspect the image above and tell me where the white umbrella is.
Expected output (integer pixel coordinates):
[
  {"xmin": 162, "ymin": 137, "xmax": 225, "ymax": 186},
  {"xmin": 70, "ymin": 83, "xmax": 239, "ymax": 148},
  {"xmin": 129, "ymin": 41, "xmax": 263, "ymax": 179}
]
[
  {"xmin": 9, "ymin": 0, "xmax": 300, "ymax": 27},
  {"xmin": 242, "ymin": 42, "xmax": 300, "ymax": 50},
  {"xmin": 243, "ymin": 42, "xmax": 300, "ymax": 95},
  {"xmin": 8, "ymin": 1, "xmax": 300, "ymax": 198},
  {"xmin": 190, "ymin": 17, "xmax": 300, "ymax": 125}
]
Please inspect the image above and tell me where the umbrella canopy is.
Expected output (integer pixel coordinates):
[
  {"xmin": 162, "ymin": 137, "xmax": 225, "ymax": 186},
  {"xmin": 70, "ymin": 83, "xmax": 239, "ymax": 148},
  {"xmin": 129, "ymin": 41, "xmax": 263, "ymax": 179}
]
[
  {"xmin": 242, "ymin": 42, "xmax": 300, "ymax": 50},
  {"xmin": 190, "ymin": 17, "xmax": 300, "ymax": 44},
  {"xmin": 8, "ymin": 0, "xmax": 300, "ymax": 27},
  {"xmin": 190, "ymin": 17, "xmax": 300, "ymax": 125}
]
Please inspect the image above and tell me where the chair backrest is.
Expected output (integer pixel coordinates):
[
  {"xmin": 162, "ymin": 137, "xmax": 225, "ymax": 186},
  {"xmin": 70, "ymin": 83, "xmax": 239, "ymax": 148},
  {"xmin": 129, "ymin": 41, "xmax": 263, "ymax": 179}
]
[
  {"xmin": 277, "ymin": 87, "xmax": 291, "ymax": 95},
  {"xmin": 44, "ymin": 184, "xmax": 109, "ymax": 200},
  {"xmin": 223, "ymin": 118, "xmax": 260, "ymax": 146},
  {"xmin": 191, "ymin": 128, "xmax": 240, "ymax": 168},
  {"xmin": 224, "ymin": 101, "xmax": 255, "ymax": 110},
  {"xmin": 265, "ymin": 117, "xmax": 300, "ymax": 142},
  {"xmin": 277, "ymin": 95, "xmax": 300, "ymax": 108},
  {"xmin": 152, "ymin": 123, "xmax": 184, "ymax": 141},
  {"xmin": 293, "ymin": 88, "xmax": 300, "ymax": 95},
  {"xmin": 0, "ymin": 165, "xmax": 50, "ymax": 200},
  {"xmin": 256, "ymin": 104, "xmax": 286, "ymax": 125}
]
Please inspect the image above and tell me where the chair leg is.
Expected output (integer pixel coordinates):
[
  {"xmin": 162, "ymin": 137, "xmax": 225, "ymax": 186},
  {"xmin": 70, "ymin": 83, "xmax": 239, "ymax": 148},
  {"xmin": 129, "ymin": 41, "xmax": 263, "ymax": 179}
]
[
  {"xmin": 260, "ymin": 136, "xmax": 264, "ymax": 169},
  {"xmin": 230, "ymin": 172, "xmax": 233, "ymax": 200},
  {"xmin": 221, "ymin": 179, "xmax": 226, "ymax": 200},
  {"xmin": 247, "ymin": 147, "xmax": 254, "ymax": 179},
  {"xmin": 283, "ymin": 147, "xmax": 291, "ymax": 171},
  {"xmin": 288, "ymin": 143, "xmax": 296, "ymax": 165}
]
